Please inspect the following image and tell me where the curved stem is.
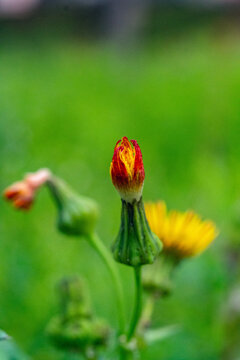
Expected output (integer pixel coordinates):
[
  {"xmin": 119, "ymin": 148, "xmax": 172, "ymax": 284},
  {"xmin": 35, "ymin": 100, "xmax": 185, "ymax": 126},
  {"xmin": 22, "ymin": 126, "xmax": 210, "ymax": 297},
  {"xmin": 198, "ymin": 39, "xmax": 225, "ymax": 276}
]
[
  {"xmin": 127, "ymin": 266, "xmax": 142, "ymax": 341},
  {"xmin": 87, "ymin": 232, "xmax": 126, "ymax": 334}
]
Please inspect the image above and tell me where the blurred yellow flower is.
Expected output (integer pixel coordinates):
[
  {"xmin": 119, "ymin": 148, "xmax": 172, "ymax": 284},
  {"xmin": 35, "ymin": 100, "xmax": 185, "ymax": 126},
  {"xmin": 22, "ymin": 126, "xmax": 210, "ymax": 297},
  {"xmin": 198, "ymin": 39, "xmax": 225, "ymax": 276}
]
[{"xmin": 144, "ymin": 201, "xmax": 218, "ymax": 259}]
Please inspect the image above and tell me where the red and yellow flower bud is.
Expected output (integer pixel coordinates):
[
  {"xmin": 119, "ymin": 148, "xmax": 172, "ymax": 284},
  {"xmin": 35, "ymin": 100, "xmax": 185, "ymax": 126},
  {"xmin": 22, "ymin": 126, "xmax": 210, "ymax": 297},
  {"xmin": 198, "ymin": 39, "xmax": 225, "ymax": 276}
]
[
  {"xmin": 110, "ymin": 136, "xmax": 145, "ymax": 203},
  {"xmin": 110, "ymin": 137, "xmax": 162, "ymax": 266}
]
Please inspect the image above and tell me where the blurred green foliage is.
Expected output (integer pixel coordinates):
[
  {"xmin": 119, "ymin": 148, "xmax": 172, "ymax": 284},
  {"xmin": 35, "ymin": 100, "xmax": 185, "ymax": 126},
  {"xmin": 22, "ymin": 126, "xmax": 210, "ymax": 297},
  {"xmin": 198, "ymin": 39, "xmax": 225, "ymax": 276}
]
[{"xmin": 1, "ymin": 26, "xmax": 240, "ymax": 359}]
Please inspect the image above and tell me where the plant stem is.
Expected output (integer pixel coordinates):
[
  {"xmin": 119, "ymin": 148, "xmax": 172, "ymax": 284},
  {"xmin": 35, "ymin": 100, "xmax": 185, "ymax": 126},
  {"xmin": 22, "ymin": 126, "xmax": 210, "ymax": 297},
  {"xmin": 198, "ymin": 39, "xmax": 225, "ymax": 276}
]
[
  {"xmin": 88, "ymin": 232, "xmax": 126, "ymax": 334},
  {"xmin": 127, "ymin": 266, "xmax": 142, "ymax": 341}
]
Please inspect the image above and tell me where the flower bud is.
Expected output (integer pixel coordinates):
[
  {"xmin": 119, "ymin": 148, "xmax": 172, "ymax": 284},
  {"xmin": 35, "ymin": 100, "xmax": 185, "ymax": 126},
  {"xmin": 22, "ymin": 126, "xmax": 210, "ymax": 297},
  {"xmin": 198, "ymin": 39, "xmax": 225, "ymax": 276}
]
[
  {"xmin": 47, "ymin": 317, "xmax": 109, "ymax": 352},
  {"xmin": 110, "ymin": 136, "xmax": 145, "ymax": 203},
  {"xmin": 47, "ymin": 177, "xmax": 98, "ymax": 237},
  {"xmin": 46, "ymin": 277, "xmax": 110, "ymax": 352},
  {"xmin": 4, "ymin": 181, "xmax": 34, "ymax": 210},
  {"xmin": 110, "ymin": 137, "xmax": 162, "ymax": 267},
  {"xmin": 4, "ymin": 168, "xmax": 98, "ymax": 237},
  {"xmin": 57, "ymin": 277, "xmax": 91, "ymax": 320},
  {"xmin": 3, "ymin": 169, "xmax": 51, "ymax": 210}
]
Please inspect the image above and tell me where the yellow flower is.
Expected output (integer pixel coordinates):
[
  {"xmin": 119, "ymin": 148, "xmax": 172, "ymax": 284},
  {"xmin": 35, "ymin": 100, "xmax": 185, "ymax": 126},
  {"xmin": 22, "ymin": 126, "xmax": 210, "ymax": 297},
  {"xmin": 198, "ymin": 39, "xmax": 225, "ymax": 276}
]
[{"xmin": 144, "ymin": 201, "xmax": 218, "ymax": 259}]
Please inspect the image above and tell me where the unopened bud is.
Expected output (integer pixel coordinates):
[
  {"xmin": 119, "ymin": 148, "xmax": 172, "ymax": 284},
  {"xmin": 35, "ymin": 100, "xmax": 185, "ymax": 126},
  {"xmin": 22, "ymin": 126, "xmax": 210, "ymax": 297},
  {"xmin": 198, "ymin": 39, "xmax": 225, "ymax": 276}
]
[
  {"xmin": 3, "ymin": 169, "xmax": 51, "ymax": 210},
  {"xmin": 47, "ymin": 177, "xmax": 98, "ymax": 237},
  {"xmin": 57, "ymin": 277, "xmax": 91, "ymax": 320},
  {"xmin": 46, "ymin": 277, "xmax": 110, "ymax": 352}
]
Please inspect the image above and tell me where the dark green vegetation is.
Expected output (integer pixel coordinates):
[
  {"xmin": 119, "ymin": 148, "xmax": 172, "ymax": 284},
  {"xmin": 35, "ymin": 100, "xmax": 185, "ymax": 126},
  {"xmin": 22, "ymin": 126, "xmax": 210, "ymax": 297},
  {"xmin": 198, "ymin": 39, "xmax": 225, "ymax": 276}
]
[{"xmin": 1, "ymin": 26, "xmax": 240, "ymax": 359}]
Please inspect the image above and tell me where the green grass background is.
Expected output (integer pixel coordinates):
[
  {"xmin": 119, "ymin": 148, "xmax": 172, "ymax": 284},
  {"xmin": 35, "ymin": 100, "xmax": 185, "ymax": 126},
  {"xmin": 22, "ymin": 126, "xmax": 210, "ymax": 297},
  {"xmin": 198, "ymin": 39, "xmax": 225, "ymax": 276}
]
[{"xmin": 1, "ymin": 24, "xmax": 240, "ymax": 359}]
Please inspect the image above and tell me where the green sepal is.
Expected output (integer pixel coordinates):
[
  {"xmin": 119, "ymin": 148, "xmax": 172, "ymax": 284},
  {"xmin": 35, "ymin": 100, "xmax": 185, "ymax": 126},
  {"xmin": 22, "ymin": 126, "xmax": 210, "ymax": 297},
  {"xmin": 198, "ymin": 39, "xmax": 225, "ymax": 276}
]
[
  {"xmin": 142, "ymin": 253, "xmax": 178, "ymax": 296},
  {"xmin": 47, "ymin": 177, "xmax": 98, "ymax": 237},
  {"xmin": 112, "ymin": 198, "xmax": 162, "ymax": 267}
]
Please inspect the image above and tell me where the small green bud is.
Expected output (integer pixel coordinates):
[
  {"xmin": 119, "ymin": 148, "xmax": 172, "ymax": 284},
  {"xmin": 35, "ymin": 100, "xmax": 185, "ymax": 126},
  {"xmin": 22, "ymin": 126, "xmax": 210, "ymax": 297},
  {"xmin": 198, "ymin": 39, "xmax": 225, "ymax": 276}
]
[
  {"xmin": 47, "ymin": 177, "xmax": 98, "ymax": 237},
  {"xmin": 112, "ymin": 198, "xmax": 162, "ymax": 267},
  {"xmin": 142, "ymin": 254, "xmax": 177, "ymax": 297},
  {"xmin": 47, "ymin": 317, "xmax": 109, "ymax": 351},
  {"xmin": 46, "ymin": 277, "xmax": 110, "ymax": 353},
  {"xmin": 57, "ymin": 277, "xmax": 91, "ymax": 320}
]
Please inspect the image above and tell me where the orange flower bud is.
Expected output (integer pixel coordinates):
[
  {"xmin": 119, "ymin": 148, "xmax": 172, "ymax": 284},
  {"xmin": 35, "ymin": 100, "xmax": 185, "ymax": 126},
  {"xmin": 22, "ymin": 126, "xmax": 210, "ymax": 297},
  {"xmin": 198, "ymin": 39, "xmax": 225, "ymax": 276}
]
[
  {"xmin": 3, "ymin": 168, "xmax": 51, "ymax": 211},
  {"xmin": 110, "ymin": 136, "xmax": 145, "ymax": 203},
  {"xmin": 4, "ymin": 181, "xmax": 34, "ymax": 210}
]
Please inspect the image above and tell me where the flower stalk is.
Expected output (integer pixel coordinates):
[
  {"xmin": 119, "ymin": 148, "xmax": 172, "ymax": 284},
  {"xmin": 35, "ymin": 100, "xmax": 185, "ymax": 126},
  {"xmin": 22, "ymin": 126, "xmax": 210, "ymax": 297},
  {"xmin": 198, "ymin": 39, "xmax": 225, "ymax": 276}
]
[{"xmin": 127, "ymin": 266, "xmax": 142, "ymax": 341}]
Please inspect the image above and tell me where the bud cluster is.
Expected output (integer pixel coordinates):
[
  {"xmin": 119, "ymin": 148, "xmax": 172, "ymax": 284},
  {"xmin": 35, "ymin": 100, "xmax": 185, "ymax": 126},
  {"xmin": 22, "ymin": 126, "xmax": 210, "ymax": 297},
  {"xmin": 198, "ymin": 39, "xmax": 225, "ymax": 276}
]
[{"xmin": 46, "ymin": 277, "xmax": 109, "ymax": 353}]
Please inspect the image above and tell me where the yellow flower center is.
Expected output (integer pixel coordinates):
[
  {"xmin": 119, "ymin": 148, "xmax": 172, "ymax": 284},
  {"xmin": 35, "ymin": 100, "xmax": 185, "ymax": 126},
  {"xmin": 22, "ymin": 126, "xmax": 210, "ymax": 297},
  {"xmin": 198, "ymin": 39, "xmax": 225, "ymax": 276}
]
[{"xmin": 118, "ymin": 138, "xmax": 135, "ymax": 179}]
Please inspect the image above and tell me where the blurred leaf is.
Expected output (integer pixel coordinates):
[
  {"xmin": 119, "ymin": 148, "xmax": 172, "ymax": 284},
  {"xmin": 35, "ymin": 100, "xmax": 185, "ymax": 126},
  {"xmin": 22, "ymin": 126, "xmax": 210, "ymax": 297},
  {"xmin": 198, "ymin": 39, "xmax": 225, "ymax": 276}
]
[
  {"xmin": 0, "ymin": 330, "xmax": 10, "ymax": 341},
  {"xmin": 0, "ymin": 334, "xmax": 29, "ymax": 360}
]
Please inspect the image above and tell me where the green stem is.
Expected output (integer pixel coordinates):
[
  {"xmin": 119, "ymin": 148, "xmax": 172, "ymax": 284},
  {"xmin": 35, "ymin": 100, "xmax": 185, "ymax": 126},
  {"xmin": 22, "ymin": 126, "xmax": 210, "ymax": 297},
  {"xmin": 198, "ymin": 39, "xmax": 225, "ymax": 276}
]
[
  {"xmin": 88, "ymin": 232, "xmax": 126, "ymax": 334},
  {"xmin": 127, "ymin": 266, "xmax": 142, "ymax": 341}
]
